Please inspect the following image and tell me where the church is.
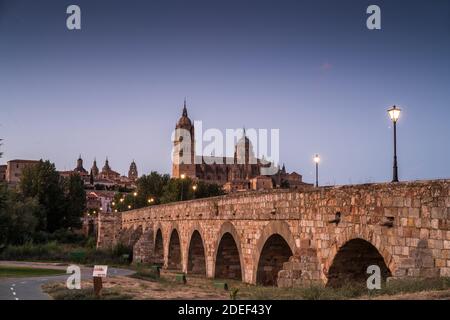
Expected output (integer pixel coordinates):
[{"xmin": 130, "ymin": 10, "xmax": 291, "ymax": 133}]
[{"xmin": 171, "ymin": 101, "xmax": 310, "ymax": 192}]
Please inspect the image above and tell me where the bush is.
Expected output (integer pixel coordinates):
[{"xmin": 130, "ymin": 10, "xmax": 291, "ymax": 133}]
[
  {"xmin": 0, "ymin": 242, "xmax": 133, "ymax": 266},
  {"xmin": 0, "ymin": 242, "xmax": 66, "ymax": 261}
]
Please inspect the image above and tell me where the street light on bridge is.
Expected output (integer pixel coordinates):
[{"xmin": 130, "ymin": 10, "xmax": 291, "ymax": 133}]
[
  {"xmin": 180, "ymin": 173, "xmax": 186, "ymax": 201},
  {"xmin": 388, "ymin": 105, "xmax": 401, "ymax": 183},
  {"xmin": 313, "ymin": 154, "xmax": 320, "ymax": 188}
]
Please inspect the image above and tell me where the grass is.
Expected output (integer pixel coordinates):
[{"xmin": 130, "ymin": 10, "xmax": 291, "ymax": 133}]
[
  {"xmin": 0, "ymin": 242, "xmax": 132, "ymax": 266},
  {"xmin": 229, "ymin": 277, "xmax": 450, "ymax": 300},
  {"xmin": 43, "ymin": 283, "xmax": 133, "ymax": 300},
  {"xmin": 0, "ymin": 265, "xmax": 65, "ymax": 278}
]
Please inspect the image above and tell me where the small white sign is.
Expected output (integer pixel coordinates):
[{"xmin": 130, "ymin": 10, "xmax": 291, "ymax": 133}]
[{"xmin": 93, "ymin": 265, "xmax": 108, "ymax": 278}]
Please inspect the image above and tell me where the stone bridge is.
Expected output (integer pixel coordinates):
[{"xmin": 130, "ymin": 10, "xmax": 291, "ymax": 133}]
[{"xmin": 96, "ymin": 180, "xmax": 450, "ymax": 287}]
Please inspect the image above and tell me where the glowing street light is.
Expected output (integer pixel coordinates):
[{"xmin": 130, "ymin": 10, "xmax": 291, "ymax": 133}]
[
  {"xmin": 133, "ymin": 191, "xmax": 138, "ymax": 197},
  {"xmin": 192, "ymin": 185, "xmax": 197, "ymax": 199},
  {"xmin": 180, "ymin": 173, "xmax": 186, "ymax": 201},
  {"xmin": 387, "ymin": 105, "xmax": 401, "ymax": 182},
  {"xmin": 147, "ymin": 197, "xmax": 155, "ymax": 204},
  {"xmin": 313, "ymin": 154, "xmax": 320, "ymax": 188}
]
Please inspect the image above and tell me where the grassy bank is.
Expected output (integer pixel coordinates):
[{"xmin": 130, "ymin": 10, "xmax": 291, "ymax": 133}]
[
  {"xmin": 43, "ymin": 282, "xmax": 133, "ymax": 300},
  {"xmin": 0, "ymin": 265, "xmax": 65, "ymax": 278},
  {"xmin": 231, "ymin": 277, "xmax": 450, "ymax": 300},
  {"xmin": 0, "ymin": 242, "xmax": 132, "ymax": 266},
  {"xmin": 41, "ymin": 267, "xmax": 450, "ymax": 300}
]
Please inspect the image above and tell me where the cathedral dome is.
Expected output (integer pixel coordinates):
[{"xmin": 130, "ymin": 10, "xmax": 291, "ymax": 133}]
[
  {"xmin": 177, "ymin": 115, "xmax": 192, "ymax": 128},
  {"xmin": 176, "ymin": 100, "xmax": 192, "ymax": 129}
]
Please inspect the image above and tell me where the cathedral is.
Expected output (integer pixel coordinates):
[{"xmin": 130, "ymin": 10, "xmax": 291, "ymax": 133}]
[
  {"xmin": 63, "ymin": 155, "xmax": 138, "ymax": 187},
  {"xmin": 172, "ymin": 101, "xmax": 309, "ymax": 192}
]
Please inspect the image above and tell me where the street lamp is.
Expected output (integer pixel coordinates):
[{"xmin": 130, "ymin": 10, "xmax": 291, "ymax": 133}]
[
  {"xmin": 180, "ymin": 174, "xmax": 186, "ymax": 201},
  {"xmin": 388, "ymin": 105, "xmax": 401, "ymax": 182},
  {"xmin": 147, "ymin": 197, "xmax": 154, "ymax": 204},
  {"xmin": 192, "ymin": 185, "xmax": 197, "ymax": 199},
  {"xmin": 313, "ymin": 154, "xmax": 320, "ymax": 187}
]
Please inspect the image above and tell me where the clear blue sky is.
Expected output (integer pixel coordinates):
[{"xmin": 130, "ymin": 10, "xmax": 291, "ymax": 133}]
[{"xmin": 0, "ymin": 0, "xmax": 449, "ymax": 185}]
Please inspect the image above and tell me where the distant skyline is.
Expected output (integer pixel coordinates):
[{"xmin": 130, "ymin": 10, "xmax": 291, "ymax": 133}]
[{"xmin": 1, "ymin": 0, "xmax": 450, "ymax": 185}]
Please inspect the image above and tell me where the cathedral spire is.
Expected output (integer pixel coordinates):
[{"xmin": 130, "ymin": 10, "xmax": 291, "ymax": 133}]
[{"xmin": 182, "ymin": 98, "xmax": 188, "ymax": 117}]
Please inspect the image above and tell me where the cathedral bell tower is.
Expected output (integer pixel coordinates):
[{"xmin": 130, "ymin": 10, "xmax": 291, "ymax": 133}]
[{"xmin": 172, "ymin": 99, "xmax": 196, "ymax": 179}]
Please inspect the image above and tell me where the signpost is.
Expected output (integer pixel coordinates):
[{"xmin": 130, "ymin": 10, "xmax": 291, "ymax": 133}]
[{"xmin": 92, "ymin": 265, "xmax": 108, "ymax": 298}]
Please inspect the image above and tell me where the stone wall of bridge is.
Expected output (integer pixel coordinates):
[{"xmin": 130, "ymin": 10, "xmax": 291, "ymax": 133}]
[{"xmin": 97, "ymin": 179, "xmax": 450, "ymax": 286}]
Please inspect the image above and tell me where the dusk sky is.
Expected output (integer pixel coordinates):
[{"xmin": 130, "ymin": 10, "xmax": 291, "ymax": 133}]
[{"xmin": 0, "ymin": 0, "xmax": 449, "ymax": 185}]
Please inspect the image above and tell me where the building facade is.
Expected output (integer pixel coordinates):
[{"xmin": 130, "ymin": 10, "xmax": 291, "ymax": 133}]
[
  {"xmin": 3, "ymin": 159, "xmax": 40, "ymax": 184},
  {"xmin": 172, "ymin": 101, "xmax": 310, "ymax": 191}
]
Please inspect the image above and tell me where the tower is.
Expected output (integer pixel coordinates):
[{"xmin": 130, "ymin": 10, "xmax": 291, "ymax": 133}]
[
  {"xmin": 128, "ymin": 160, "xmax": 138, "ymax": 181},
  {"xmin": 234, "ymin": 128, "xmax": 256, "ymax": 179},
  {"xmin": 172, "ymin": 99, "xmax": 196, "ymax": 179},
  {"xmin": 74, "ymin": 155, "xmax": 87, "ymax": 174},
  {"xmin": 102, "ymin": 157, "xmax": 111, "ymax": 172},
  {"xmin": 91, "ymin": 158, "xmax": 99, "ymax": 177}
]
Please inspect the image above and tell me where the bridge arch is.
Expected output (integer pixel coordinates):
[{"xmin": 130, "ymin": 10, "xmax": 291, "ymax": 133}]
[
  {"xmin": 153, "ymin": 227, "xmax": 164, "ymax": 265},
  {"xmin": 186, "ymin": 229, "xmax": 207, "ymax": 275},
  {"xmin": 326, "ymin": 235, "xmax": 393, "ymax": 288},
  {"xmin": 167, "ymin": 227, "xmax": 183, "ymax": 270},
  {"xmin": 213, "ymin": 221, "xmax": 243, "ymax": 281},
  {"xmin": 254, "ymin": 221, "xmax": 297, "ymax": 286}
]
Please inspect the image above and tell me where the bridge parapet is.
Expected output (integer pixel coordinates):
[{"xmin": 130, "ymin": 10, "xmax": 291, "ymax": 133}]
[{"xmin": 97, "ymin": 179, "xmax": 450, "ymax": 286}]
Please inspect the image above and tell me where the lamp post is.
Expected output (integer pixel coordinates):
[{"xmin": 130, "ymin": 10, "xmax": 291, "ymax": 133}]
[
  {"xmin": 180, "ymin": 174, "xmax": 186, "ymax": 201},
  {"xmin": 192, "ymin": 184, "xmax": 197, "ymax": 199},
  {"xmin": 388, "ymin": 105, "xmax": 401, "ymax": 182},
  {"xmin": 313, "ymin": 154, "xmax": 320, "ymax": 187},
  {"xmin": 133, "ymin": 191, "xmax": 138, "ymax": 208}
]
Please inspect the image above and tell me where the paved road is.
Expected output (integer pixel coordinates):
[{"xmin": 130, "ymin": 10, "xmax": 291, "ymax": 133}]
[{"xmin": 0, "ymin": 261, "xmax": 134, "ymax": 300}]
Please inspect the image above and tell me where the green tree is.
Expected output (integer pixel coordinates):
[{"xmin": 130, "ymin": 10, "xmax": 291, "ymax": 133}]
[
  {"xmin": 0, "ymin": 183, "xmax": 11, "ymax": 246},
  {"xmin": 194, "ymin": 180, "xmax": 225, "ymax": 199},
  {"xmin": 62, "ymin": 173, "xmax": 86, "ymax": 229},
  {"xmin": 160, "ymin": 177, "xmax": 224, "ymax": 204},
  {"xmin": 160, "ymin": 178, "xmax": 191, "ymax": 204},
  {"xmin": 134, "ymin": 172, "xmax": 170, "ymax": 207},
  {"xmin": 19, "ymin": 160, "xmax": 65, "ymax": 232},
  {"xmin": 0, "ymin": 184, "xmax": 40, "ymax": 246}
]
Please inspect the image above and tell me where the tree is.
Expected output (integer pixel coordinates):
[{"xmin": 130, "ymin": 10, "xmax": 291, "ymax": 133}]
[
  {"xmin": 194, "ymin": 181, "xmax": 225, "ymax": 199},
  {"xmin": 134, "ymin": 172, "xmax": 170, "ymax": 207},
  {"xmin": 62, "ymin": 173, "xmax": 86, "ymax": 229},
  {"xmin": 160, "ymin": 178, "xmax": 191, "ymax": 204},
  {"xmin": 20, "ymin": 160, "xmax": 65, "ymax": 232},
  {"xmin": 0, "ymin": 184, "xmax": 40, "ymax": 246}
]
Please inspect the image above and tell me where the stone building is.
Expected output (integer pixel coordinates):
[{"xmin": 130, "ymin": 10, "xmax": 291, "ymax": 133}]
[
  {"xmin": 4, "ymin": 159, "xmax": 40, "ymax": 184},
  {"xmin": 172, "ymin": 101, "xmax": 310, "ymax": 191}
]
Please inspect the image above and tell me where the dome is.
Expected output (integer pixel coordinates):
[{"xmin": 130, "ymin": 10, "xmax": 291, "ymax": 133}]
[
  {"xmin": 177, "ymin": 115, "xmax": 192, "ymax": 128},
  {"xmin": 176, "ymin": 99, "xmax": 192, "ymax": 129}
]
